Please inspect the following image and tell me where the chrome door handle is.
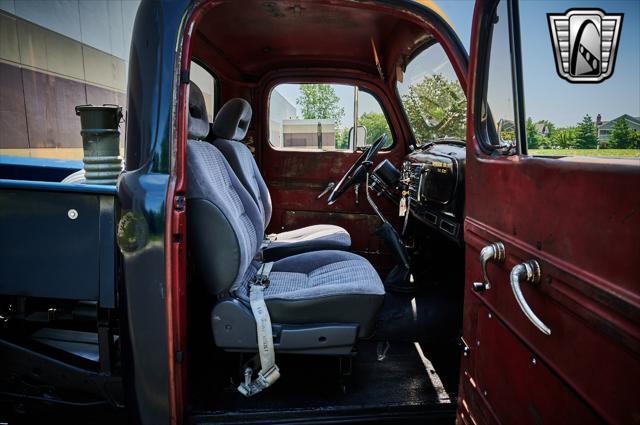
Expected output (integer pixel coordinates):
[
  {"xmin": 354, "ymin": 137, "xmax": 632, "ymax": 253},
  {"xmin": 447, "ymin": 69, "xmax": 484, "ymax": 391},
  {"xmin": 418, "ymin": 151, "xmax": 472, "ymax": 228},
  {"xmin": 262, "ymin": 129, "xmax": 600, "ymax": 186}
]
[
  {"xmin": 317, "ymin": 182, "xmax": 335, "ymax": 199},
  {"xmin": 510, "ymin": 260, "xmax": 551, "ymax": 335},
  {"xmin": 472, "ymin": 242, "xmax": 505, "ymax": 292}
]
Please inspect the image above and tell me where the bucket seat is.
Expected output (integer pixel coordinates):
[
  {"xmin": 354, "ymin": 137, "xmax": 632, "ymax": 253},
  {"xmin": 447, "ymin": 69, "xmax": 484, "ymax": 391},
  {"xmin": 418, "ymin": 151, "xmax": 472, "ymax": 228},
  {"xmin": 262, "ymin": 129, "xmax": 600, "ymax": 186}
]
[
  {"xmin": 186, "ymin": 83, "xmax": 384, "ymax": 353},
  {"xmin": 208, "ymin": 95, "xmax": 351, "ymax": 260}
]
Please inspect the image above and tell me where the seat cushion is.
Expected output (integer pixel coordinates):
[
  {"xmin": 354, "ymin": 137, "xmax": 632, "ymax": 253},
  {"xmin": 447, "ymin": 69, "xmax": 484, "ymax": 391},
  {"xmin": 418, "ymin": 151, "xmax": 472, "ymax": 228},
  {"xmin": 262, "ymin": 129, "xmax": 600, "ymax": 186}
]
[
  {"xmin": 237, "ymin": 251, "xmax": 384, "ymax": 337},
  {"xmin": 263, "ymin": 224, "xmax": 351, "ymax": 261}
]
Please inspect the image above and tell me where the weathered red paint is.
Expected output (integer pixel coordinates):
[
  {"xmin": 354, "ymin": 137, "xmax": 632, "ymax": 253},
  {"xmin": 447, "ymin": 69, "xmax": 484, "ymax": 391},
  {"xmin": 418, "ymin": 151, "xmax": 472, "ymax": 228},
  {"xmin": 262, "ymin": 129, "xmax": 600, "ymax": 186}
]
[
  {"xmin": 459, "ymin": 1, "xmax": 640, "ymax": 424},
  {"xmin": 166, "ymin": 2, "xmax": 215, "ymax": 423}
]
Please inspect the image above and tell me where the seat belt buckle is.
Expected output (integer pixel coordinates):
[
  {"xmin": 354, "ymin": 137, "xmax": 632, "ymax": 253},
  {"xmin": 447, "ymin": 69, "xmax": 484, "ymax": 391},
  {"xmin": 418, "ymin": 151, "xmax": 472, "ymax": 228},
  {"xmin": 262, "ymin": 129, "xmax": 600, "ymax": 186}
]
[
  {"xmin": 251, "ymin": 262, "xmax": 273, "ymax": 288},
  {"xmin": 237, "ymin": 364, "xmax": 280, "ymax": 397},
  {"xmin": 251, "ymin": 275, "xmax": 270, "ymax": 288},
  {"xmin": 257, "ymin": 364, "xmax": 280, "ymax": 386}
]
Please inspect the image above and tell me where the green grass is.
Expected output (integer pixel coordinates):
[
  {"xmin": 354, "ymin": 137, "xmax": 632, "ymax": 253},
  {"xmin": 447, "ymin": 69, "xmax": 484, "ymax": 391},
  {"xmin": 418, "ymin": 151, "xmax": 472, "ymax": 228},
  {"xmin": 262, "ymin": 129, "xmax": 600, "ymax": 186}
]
[{"xmin": 529, "ymin": 149, "xmax": 640, "ymax": 158}]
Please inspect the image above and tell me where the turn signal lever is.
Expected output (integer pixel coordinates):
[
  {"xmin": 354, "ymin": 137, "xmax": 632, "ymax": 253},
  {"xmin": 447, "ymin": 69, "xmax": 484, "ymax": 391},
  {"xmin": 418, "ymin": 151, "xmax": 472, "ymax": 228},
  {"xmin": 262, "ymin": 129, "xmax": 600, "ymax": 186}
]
[{"xmin": 317, "ymin": 182, "xmax": 335, "ymax": 199}]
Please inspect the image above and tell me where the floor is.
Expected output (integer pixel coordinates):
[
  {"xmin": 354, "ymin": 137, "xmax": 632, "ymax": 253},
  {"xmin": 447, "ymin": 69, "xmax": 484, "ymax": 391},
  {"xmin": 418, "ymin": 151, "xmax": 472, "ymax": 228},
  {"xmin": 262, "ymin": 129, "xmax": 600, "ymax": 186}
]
[{"xmin": 189, "ymin": 341, "xmax": 457, "ymax": 423}]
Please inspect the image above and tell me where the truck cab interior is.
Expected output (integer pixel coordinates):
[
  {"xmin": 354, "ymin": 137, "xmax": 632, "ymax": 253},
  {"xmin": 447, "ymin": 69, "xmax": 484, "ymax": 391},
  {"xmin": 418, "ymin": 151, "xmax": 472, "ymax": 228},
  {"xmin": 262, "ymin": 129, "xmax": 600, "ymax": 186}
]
[
  {"xmin": 2, "ymin": 0, "xmax": 639, "ymax": 423},
  {"xmin": 182, "ymin": 1, "xmax": 468, "ymax": 421},
  {"xmin": 0, "ymin": 0, "xmax": 470, "ymax": 423}
]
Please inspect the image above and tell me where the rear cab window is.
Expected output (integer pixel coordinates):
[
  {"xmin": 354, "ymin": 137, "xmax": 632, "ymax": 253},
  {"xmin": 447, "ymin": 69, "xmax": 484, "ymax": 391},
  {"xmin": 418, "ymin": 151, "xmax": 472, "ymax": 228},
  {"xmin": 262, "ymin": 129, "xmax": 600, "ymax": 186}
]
[
  {"xmin": 190, "ymin": 61, "xmax": 217, "ymax": 121},
  {"xmin": 268, "ymin": 83, "xmax": 393, "ymax": 151}
]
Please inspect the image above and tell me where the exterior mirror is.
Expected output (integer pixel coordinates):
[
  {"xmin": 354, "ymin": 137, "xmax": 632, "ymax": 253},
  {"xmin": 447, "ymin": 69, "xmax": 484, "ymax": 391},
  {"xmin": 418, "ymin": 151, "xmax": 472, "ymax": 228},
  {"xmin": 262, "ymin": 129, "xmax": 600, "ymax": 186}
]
[{"xmin": 348, "ymin": 125, "xmax": 368, "ymax": 150}]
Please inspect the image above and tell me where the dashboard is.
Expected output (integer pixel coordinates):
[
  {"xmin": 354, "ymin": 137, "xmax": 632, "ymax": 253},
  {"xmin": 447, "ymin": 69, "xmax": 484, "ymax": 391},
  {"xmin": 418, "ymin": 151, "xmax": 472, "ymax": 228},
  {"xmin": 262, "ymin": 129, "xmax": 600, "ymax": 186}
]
[{"xmin": 371, "ymin": 140, "xmax": 465, "ymax": 243}]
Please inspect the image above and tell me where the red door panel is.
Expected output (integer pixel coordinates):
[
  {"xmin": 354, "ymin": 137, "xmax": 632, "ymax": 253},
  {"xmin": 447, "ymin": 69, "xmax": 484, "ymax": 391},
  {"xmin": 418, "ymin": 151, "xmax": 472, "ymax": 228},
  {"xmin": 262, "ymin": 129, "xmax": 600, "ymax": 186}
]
[
  {"xmin": 474, "ymin": 305, "xmax": 601, "ymax": 425},
  {"xmin": 461, "ymin": 1, "xmax": 640, "ymax": 423},
  {"xmin": 462, "ymin": 221, "xmax": 639, "ymax": 425}
]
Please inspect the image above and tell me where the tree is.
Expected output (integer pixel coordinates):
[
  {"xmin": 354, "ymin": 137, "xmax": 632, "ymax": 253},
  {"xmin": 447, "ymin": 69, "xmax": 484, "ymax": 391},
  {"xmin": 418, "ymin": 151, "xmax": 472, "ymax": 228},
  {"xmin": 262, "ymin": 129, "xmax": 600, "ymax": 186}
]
[
  {"xmin": 296, "ymin": 84, "xmax": 346, "ymax": 150},
  {"xmin": 401, "ymin": 74, "xmax": 466, "ymax": 142},
  {"xmin": 609, "ymin": 117, "xmax": 632, "ymax": 148},
  {"xmin": 335, "ymin": 128, "xmax": 350, "ymax": 150},
  {"xmin": 630, "ymin": 130, "xmax": 640, "ymax": 149},
  {"xmin": 296, "ymin": 84, "xmax": 345, "ymax": 124},
  {"xmin": 575, "ymin": 114, "xmax": 598, "ymax": 149},
  {"xmin": 526, "ymin": 118, "xmax": 544, "ymax": 149},
  {"xmin": 550, "ymin": 127, "xmax": 577, "ymax": 149},
  {"xmin": 358, "ymin": 112, "xmax": 392, "ymax": 146}
]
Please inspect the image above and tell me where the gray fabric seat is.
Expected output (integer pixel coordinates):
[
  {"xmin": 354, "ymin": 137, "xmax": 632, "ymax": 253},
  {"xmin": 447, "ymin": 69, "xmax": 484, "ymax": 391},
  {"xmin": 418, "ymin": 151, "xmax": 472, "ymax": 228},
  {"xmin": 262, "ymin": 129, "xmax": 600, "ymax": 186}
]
[
  {"xmin": 186, "ymin": 84, "xmax": 384, "ymax": 343},
  {"xmin": 238, "ymin": 251, "xmax": 384, "ymax": 336},
  {"xmin": 210, "ymin": 97, "xmax": 351, "ymax": 261}
]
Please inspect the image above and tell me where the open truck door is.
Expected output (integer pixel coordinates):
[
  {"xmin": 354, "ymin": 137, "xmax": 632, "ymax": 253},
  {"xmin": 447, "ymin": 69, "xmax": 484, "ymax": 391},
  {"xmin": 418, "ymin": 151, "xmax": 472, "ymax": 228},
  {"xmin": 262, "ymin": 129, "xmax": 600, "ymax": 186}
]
[{"xmin": 458, "ymin": 1, "xmax": 640, "ymax": 424}]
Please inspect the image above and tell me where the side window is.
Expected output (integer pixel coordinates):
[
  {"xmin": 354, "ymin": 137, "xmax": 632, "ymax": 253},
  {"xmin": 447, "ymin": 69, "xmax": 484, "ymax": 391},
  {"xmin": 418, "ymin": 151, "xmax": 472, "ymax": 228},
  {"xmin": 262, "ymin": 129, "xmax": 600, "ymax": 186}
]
[
  {"xmin": 268, "ymin": 83, "xmax": 393, "ymax": 151},
  {"xmin": 517, "ymin": 0, "xmax": 639, "ymax": 158},
  {"xmin": 190, "ymin": 61, "xmax": 217, "ymax": 121},
  {"xmin": 397, "ymin": 43, "xmax": 467, "ymax": 145},
  {"xmin": 485, "ymin": 1, "xmax": 517, "ymax": 146}
]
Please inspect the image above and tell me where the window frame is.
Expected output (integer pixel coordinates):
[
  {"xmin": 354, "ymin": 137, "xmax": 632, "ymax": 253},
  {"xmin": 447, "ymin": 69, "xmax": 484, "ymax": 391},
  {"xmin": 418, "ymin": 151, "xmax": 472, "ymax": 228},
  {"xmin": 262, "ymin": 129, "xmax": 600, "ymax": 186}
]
[
  {"xmin": 473, "ymin": 0, "xmax": 527, "ymax": 156},
  {"xmin": 264, "ymin": 78, "xmax": 397, "ymax": 153}
]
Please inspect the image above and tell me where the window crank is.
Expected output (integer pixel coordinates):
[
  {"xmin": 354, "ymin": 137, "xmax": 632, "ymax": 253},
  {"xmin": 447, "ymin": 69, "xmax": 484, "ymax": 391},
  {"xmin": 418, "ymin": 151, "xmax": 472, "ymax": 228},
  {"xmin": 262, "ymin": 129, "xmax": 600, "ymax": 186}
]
[
  {"xmin": 510, "ymin": 260, "xmax": 551, "ymax": 335},
  {"xmin": 472, "ymin": 242, "xmax": 505, "ymax": 292}
]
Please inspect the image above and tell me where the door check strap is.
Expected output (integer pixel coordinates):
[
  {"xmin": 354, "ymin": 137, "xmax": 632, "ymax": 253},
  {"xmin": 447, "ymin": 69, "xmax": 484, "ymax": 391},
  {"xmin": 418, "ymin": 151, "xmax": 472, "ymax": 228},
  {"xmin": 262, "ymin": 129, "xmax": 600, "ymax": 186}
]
[{"xmin": 237, "ymin": 262, "xmax": 280, "ymax": 397}]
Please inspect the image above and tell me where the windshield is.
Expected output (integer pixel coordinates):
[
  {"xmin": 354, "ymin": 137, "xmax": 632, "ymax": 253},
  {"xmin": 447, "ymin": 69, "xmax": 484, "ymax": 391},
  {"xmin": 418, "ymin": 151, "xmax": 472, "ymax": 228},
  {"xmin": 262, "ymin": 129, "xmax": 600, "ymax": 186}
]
[{"xmin": 397, "ymin": 43, "xmax": 466, "ymax": 145}]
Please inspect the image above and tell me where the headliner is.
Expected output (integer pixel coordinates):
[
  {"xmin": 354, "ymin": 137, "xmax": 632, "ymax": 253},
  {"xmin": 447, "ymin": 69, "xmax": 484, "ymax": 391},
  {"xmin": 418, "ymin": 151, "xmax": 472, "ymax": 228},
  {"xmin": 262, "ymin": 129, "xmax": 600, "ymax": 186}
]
[{"xmin": 193, "ymin": 0, "xmax": 434, "ymax": 82}]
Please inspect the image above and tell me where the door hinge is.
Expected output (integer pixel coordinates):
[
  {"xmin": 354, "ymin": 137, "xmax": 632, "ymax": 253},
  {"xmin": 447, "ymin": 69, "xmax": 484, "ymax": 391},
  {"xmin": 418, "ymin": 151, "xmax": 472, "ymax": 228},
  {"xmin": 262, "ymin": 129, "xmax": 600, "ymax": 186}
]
[{"xmin": 175, "ymin": 195, "xmax": 186, "ymax": 211}]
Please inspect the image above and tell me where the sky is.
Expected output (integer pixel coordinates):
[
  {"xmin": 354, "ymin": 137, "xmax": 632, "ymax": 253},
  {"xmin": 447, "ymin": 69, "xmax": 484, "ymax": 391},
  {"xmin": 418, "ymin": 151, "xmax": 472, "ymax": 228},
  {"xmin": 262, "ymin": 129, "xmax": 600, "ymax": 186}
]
[
  {"xmin": 273, "ymin": 1, "xmax": 639, "ymax": 129},
  {"xmin": 518, "ymin": 0, "xmax": 640, "ymax": 127}
]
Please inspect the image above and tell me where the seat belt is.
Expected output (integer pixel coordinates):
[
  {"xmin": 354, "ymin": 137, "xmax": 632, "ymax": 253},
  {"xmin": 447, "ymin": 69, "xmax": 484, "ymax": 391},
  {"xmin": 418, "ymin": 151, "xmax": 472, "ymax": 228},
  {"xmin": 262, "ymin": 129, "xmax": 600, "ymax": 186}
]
[
  {"xmin": 237, "ymin": 262, "xmax": 280, "ymax": 397},
  {"xmin": 253, "ymin": 239, "xmax": 271, "ymax": 262}
]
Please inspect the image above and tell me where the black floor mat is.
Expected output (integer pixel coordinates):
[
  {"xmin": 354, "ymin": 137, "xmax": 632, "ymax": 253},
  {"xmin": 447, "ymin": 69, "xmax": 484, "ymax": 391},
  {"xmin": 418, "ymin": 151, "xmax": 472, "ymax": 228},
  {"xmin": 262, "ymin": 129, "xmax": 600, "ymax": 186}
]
[{"xmin": 191, "ymin": 341, "xmax": 454, "ymax": 415}]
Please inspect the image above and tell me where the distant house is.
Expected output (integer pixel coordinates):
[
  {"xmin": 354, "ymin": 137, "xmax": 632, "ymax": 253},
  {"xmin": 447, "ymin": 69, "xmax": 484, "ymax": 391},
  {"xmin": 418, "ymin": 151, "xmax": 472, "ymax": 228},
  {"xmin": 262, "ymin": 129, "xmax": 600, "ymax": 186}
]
[
  {"xmin": 596, "ymin": 114, "xmax": 640, "ymax": 147},
  {"xmin": 269, "ymin": 91, "xmax": 298, "ymax": 147},
  {"xmin": 534, "ymin": 122, "xmax": 550, "ymax": 137},
  {"xmin": 282, "ymin": 119, "xmax": 337, "ymax": 149}
]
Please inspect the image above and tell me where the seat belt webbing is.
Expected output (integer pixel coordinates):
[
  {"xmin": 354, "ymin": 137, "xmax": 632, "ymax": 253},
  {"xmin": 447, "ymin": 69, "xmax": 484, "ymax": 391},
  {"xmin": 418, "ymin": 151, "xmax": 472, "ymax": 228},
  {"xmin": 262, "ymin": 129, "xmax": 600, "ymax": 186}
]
[{"xmin": 237, "ymin": 262, "xmax": 280, "ymax": 397}]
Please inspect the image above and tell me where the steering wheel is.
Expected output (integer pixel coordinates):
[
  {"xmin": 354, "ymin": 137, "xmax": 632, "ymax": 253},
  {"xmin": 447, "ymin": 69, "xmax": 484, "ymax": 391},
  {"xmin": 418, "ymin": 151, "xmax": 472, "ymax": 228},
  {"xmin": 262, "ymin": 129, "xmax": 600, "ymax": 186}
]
[{"xmin": 327, "ymin": 133, "xmax": 387, "ymax": 205}]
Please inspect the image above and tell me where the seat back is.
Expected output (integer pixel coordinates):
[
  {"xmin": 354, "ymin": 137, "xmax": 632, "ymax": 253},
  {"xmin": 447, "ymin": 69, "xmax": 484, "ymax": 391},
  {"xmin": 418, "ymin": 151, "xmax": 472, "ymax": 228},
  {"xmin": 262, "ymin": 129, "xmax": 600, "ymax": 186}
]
[
  {"xmin": 211, "ymin": 98, "xmax": 273, "ymax": 226},
  {"xmin": 186, "ymin": 84, "xmax": 264, "ymax": 295}
]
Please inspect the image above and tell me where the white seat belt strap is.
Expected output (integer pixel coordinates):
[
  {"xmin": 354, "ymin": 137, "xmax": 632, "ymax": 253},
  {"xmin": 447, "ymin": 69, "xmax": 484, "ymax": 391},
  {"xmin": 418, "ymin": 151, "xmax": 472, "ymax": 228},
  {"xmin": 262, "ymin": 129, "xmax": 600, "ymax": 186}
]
[{"xmin": 237, "ymin": 262, "xmax": 280, "ymax": 397}]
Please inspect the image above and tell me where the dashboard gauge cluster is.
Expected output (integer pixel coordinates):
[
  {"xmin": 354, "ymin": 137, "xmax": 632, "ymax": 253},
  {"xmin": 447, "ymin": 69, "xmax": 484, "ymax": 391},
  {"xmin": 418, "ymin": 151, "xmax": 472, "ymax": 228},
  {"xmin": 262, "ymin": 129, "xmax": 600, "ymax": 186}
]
[{"xmin": 401, "ymin": 141, "xmax": 465, "ymax": 242}]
